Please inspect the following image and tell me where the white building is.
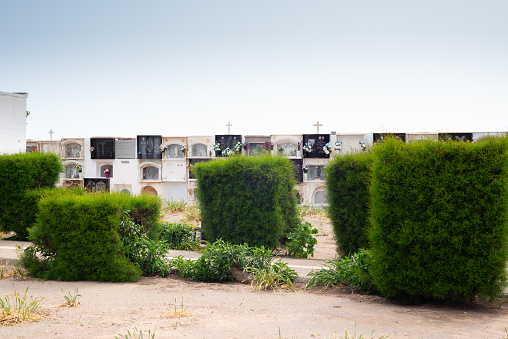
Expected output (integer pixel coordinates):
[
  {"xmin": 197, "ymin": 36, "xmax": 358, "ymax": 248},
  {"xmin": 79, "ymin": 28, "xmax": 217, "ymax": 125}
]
[{"xmin": 0, "ymin": 91, "xmax": 28, "ymax": 154}]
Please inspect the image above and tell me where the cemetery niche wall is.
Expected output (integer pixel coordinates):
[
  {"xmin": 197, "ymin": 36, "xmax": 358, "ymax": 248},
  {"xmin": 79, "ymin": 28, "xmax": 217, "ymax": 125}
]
[
  {"xmin": 438, "ymin": 133, "xmax": 473, "ymax": 142},
  {"xmin": 137, "ymin": 135, "xmax": 162, "ymax": 159},
  {"xmin": 303, "ymin": 134, "xmax": 331, "ymax": 158},
  {"xmin": 214, "ymin": 134, "xmax": 242, "ymax": 157},
  {"xmin": 84, "ymin": 178, "xmax": 110, "ymax": 193},
  {"xmin": 373, "ymin": 133, "xmax": 407, "ymax": 143},
  {"xmin": 90, "ymin": 138, "xmax": 115, "ymax": 159},
  {"xmin": 115, "ymin": 138, "xmax": 136, "ymax": 159},
  {"xmin": 244, "ymin": 135, "xmax": 270, "ymax": 156}
]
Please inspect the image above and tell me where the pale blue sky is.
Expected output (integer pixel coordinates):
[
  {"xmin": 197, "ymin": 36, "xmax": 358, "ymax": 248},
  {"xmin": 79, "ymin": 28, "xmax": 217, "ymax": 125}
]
[{"xmin": 2, "ymin": 0, "xmax": 507, "ymax": 140}]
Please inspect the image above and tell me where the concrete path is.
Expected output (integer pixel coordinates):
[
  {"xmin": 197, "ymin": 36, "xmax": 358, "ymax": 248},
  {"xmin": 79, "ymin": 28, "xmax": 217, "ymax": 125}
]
[{"xmin": 0, "ymin": 240, "xmax": 330, "ymax": 280}]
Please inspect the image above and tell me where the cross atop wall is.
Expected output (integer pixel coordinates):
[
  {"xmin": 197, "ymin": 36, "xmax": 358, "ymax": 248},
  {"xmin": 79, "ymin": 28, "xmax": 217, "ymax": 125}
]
[
  {"xmin": 313, "ymin": 121, "xmax": 323, "ymax": 133},
  {"xmin": 48, "ymin": 129, "xmax": 54, "ymax": 140},
  {"xmin": 226, "ymin": 122, "xmax": 232, "ymax": 134}
]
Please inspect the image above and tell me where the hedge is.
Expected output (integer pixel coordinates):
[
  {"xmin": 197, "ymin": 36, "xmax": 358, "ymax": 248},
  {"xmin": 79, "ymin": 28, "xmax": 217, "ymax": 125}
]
[
  {"xmin": 369, "ymin": 137, "xmax": 508, "ymax": 303},
  {"xmin": 0, "ymin": 152, "xmax": 63, "ymax": 239},
  {"xmin": 194, "ymin": 155, "xmax": 299, "ymax": 248},
  {"xmin": 325, "ymin": 152, "xmax": 373, "ymax": 256},
  {"xmin": 21, "ymin": 193, "xmax": 146, "ymax": 282}
]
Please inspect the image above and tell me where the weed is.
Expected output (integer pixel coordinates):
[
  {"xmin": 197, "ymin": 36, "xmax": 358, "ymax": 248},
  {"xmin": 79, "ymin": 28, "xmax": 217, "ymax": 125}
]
[
  {"xmin": 161, "ymin": 296, "xmax": 192, "ymax": 319},
  {"xmin": 59, "ymin": 288, "xmax": 79, "ymax": 307},
  {"xmin": 114, "ymin": 327, "xmax": 156, "ymax": 339},
  {"xmin": 249, "ymin": 261, "xmax": 298, "ymax": 291},
  {"xmin": 298, "ymin": 205, "xmax": 329, "ymax": 218},
  {"xmin": 286, "ymin": 222, "xmax": 318, "ymax": 258},
  {"xmin": 306, "ymin": 249, "xmax": 375, "ymax": 293},
  {"xmin": 0, "ymin": 287, "xmax": 44, "ymax": 325},
  {"xmin": 330, "ymin": 324, "xmax": 389, "ymax": 339},
  {"xmin": 166, "ymin": 199, "xmax": 187, "ymax": 214},
  {"xmin": 184, "ymin": 204, "xmax": 201, "ymax": 223},
  {"xmin": 0, "ymin": 262, "xmax": 25, "ymax": 280}
]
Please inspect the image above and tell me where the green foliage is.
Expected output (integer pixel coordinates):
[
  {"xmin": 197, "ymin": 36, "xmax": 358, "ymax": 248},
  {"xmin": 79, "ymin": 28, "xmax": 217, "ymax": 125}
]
[
  {"xmin": 306, "ymin": 249, "xmax": 375, "ymax": 293},
  {"xmin": 369, "ymin": 137, "xmax": 508, "ymax": 303},
  {"xmin": 297, "ymin": 205, "xmax": 329, "ymax": 218},
  {"xmin": 159, "ymin": 222, "xmax": 202, "ymax": 250},
  {"xmin": 20, "ymin": 193, "xmax": 142, "ymax": 282},
  {"xmin": 61, "ymin": 288, "xmax": 79, "ymax": 306},
  {"xmin": 248, "ymin": 261, "xmax": 298, "ymax": 291},
  {"xmin": 286, "ymin": 222, "xmax": 318, "ymax": 258},
  {"xmin": 119, "ymin": 212, "xmax": 170, "ymax": 276},
  {"xmin": 169, "ymin": 239, "xmax": 272, "ymax": 282},
  {"xmin": 0, "ymin": 152, "xmax": 63, "ymax": 239},
  {"xmin": 0, "ymin": 287, "xmax": 44, "ymax": 325},
  {"xmin": 325, "ymin": 152, "xmax": 373, "ymax": 256},
  {"xmin": 195, "ymin": 155, "xmax": 299, "ymax": 248}
]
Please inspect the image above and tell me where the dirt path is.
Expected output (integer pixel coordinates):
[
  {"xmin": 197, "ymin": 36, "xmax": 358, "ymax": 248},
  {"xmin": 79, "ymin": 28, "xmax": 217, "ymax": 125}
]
[{"xmin": 1, "ymin": 214, "xmax": 507, "ymax": 338}]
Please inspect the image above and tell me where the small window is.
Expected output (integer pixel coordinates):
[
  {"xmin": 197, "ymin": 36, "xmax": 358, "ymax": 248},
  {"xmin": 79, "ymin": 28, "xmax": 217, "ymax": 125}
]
[
  {"xmin": 65, "ymin": 143, "xmax": 82, "ymax": 158},
  {"xmin": 192, "ymin": 143, "xmax": 207, "ymax": 157},
  {"xmin": 100, "ymin": 165, "xmax": 113, "ymax": 178},
  {"xmin": 143, "ymin": 166, "xmax": 159, "ymax": 180},
  {"xmin": 65, "ymin": 164, "xmax": 81, "ymax": 179},
  {"xmin": 167, "ymin": 144, "xmax": 184, "ymax": 159},
  {"xmin": 314, "ymin": 190, "xmax": 328, "ymax": 205},
  {"xmin": 308, "ymin": 165, "xmax": 325, "ymax": 180}
]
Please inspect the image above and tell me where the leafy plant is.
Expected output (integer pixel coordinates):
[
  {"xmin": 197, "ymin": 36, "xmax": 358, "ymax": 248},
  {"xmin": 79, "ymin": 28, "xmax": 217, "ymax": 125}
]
[
  {"xmin": 169, "ymin": 239, "xmax": 271, "ymax": 282},
  {"xmin": 114, "ymin": 327, "xmax": 156, "ymax": 339},
  {"xmin": 0, "ymin": 287, "xmax": 44, "ymax": 325},
  {"xmin": 248, "ymin": 261, "xmax": 298, "ymax": 291},
  {"xmin": 306, "ymin": 249, "xmax": 375, "ymax": 293},
  {"xmin": 286, "ymin": 222, "xmax": 318, "ymax": 258},
  {"xmin": 119, "ymin": 212, "xmax": 171, "ymax": 276},
  {"xmin": 159, "ymin": 222, "xmax": 202, "ymax": 251},
  {"xmin": 60, "ymin": 288, "xmax": 79, "ymax": 307}
]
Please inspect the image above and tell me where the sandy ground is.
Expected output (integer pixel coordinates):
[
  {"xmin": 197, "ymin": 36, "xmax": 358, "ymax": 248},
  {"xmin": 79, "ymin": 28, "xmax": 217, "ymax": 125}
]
[{"xmin": 1, "ymin": 215, "xmax": 507, "ymax": 339}]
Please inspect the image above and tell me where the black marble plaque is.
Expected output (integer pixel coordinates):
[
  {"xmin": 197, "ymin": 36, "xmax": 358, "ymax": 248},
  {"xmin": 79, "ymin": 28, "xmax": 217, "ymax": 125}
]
[
  {"xmin": 215, "ymin": 135, "xmax": 242, "ymax": 149},
  {"xmin": 137, "ymin": 135, "xmax": 162, "ymax": 159},
  {"xmin": 84, "ymin": 178, "xmax": 110, "ymax": 193},
  {"xmin": 90, "ymin": 138, "xmax": 115, "ymax": 159},
  {"xmin": 373, "ymin": 133, "xmax": 407, "ymax": 143},
  {"xmin": 303, "ymin": 134, "xmax": 330, "ymax": 159},
  {"xmin": 438, "ymin": 133, "xmax": 473, "ymax": 142},
  {"xmin": 188, "ymin": 159, "xmax": 211, "ymax": 179},
  {"xmin": 116, "ymin": 139, "xmax": 136, "ymax": 159},
  {"xmin": 291, "ymin": 159, "xmax": 303, "ymax": 183}
]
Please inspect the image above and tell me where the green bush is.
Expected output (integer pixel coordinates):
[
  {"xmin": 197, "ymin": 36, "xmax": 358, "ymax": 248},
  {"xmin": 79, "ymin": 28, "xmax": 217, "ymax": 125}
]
[
  {"xmin": 118, "ymin": 212, "xmax": 170, "ymax": 276},
  {"xmin": 325, "ymin": 152, "xmax": 373, "ymax": 257},
  {"xmin": 0, "ymin": 152, "xmax": 63, "ymax": 239},
  {"xmin": 20, "ymin": 193, "xmax": 142, "ymax": 282},
  {"xmin": 170, "ymin": 239, "xmax": 272, "ymax": 282},
  {"xmin": 286, "ymin": 221, "xmax": 318, "ymax": 258},
  {"xmin": 194, "ymin": 155, "xmax": 299, "ymax": 248},
  {"xmin": 159, "ymin": 222, "xmax": 201, "ymax": 250},
  {"xmin": 369, "ymin": 137, "xmax": 508, "ymax": 303}
]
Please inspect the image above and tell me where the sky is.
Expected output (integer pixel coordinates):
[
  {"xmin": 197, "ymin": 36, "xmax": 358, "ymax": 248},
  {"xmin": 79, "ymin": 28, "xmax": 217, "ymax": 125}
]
[{"xmin": 2, "ymin": 0, "xmax": 507, "ymax": 140}]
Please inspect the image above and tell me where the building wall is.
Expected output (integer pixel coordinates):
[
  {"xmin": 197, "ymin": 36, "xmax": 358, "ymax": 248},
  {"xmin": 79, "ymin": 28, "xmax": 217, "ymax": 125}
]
[{"xmin": 0, "ymin": 92, "xmax": 28, "ymax": 154}]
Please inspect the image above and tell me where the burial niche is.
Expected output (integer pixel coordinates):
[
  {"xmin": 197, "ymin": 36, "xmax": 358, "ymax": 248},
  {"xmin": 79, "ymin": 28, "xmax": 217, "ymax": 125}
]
[
  {"xmin": 142, "ymin": 166, "xmax": 159, "ymax": 180},
  {"xmin": 65, "ymin": 143, "xmax": 82, "ymax": 158},
  {"xmin": 100, "ymin": 164, "xmax": 113, "ymax": 178},
  {"xmin": 313, "ymin": 189, "xmax": 328, "ymax": 205},
  {"xmin": 192, "ymin": 143, "xmax": 208, "ymax": 157}
]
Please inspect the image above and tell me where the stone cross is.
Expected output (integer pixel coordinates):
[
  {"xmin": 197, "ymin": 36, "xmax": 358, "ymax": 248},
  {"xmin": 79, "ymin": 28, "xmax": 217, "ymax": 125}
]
[
  {"xmin": 48, "ymin": 129, "xmax": 54, "ymax": 140},
  {"xmin": 313, "ymin": 121, "xmax": 323, "ymax": 133},
  {"xmin": 226, "ymin": 122, "xmax": 232, "ymax": 134}
]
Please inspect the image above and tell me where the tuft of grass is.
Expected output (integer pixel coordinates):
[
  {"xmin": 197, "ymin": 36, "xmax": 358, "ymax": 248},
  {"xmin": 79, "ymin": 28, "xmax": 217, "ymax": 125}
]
[
  {"xmin": 248, "ymin": 261, "xmax": 298, "ymax": 292},
  {"xmin": 166, "ymin": 199, "xmax": 187, "ymax": 214},
  {"xmin": 332, "ymin": 325, "xmax": 389, "ymax": 339},
  {"xmin": 184, "ymin": 204, "xmax": 201, "ymax": 223},
  {"xmin": 161, "ymin": 296, "xmax": 192, "ymax": 319},
  {"xmin": 0, "ymin": 287, "xmax": 44, "ymax": 325},
  {"xmin": 59, "ymin": 288, "xmax": 79, "ymax": 307},
  {"xmin": 0, "ymin": 262, "xmax": 25, "ymax": 280},
  {"xmin": 115, "ymin": 327, "xmax": 156, "ymax": 339},
  {"xmin": 298, "ymin": 205, "xmax": 329, "ymax": 218}
]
